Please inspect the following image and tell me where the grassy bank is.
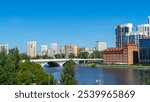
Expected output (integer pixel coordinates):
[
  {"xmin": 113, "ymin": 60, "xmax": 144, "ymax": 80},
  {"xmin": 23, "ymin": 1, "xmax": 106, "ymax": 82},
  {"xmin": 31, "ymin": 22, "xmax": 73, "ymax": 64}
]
[{"xmin": 97, "ymin": 64, "xmax": 150, "ymax": 70}]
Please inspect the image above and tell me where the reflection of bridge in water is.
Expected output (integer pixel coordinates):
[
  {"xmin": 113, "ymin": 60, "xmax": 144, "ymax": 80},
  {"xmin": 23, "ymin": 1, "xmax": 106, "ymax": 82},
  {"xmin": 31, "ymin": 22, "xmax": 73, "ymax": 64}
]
[{"xmin": 30, "ymin": 58, "xmax": 103, "ymax": 67}]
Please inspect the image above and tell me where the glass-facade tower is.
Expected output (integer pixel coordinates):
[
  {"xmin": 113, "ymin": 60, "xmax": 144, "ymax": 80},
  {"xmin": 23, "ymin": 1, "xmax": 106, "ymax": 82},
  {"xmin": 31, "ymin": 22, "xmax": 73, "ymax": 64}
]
[
  {"xmin": 116, "ymin": 23, "xmax": 133, "ymax": 47},
  {"xmin": 139, "ymin": 38, "xmax": 150, "ymax": 64}
]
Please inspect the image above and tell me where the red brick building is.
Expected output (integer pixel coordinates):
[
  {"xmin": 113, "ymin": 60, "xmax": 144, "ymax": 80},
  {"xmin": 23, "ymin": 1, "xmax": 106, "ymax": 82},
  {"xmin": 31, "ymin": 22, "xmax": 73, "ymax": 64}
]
[{"xmin": 103, "ymin": 44, "xmax": 139, "ymax": 65}]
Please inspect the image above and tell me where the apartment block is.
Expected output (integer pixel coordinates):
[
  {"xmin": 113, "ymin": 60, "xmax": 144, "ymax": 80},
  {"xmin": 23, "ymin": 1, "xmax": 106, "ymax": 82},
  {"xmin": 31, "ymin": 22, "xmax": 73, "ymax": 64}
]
[{"xmin": 27, "ymin": 41, "xmax": 37, "ymax": 58}]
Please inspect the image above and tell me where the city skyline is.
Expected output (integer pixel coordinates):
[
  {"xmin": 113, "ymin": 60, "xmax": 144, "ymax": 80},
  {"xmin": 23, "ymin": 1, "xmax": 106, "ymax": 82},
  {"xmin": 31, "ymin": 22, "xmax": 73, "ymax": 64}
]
[{"xmin": 0, "ymin": 0, "xmax": 150, "ymax": 52}]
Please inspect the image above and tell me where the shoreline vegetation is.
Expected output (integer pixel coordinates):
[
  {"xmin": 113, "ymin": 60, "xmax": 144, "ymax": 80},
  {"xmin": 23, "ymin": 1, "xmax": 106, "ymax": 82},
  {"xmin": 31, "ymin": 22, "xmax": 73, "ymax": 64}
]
[
  {"xmin": 97, "ymin": 64, "xmax": 150, "ymax": 70},
  {"xmin": 83, "ymin": 63, "xmax": 150, "ymax": 70}
]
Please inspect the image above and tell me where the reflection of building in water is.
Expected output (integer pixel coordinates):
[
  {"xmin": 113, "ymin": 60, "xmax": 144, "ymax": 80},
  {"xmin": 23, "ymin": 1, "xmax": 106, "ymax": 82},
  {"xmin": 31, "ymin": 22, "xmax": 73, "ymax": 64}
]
[
  {"xmin": 107, "ymin": 69, "xmax": 140, "ymax": 85},
  {"xmin": 125, "ymin": 69, "xmax": 141, "ymax": 85},
  {"xmin": 127, "ymin": 69, "xmax": 136, "ymax": 81}
]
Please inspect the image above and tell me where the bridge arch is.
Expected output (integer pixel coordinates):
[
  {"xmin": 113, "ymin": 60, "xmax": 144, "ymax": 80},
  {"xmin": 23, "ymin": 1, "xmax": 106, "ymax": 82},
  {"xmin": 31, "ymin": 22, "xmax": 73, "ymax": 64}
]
[
  {"xmin": 42, "ymin": 60, "xmax": 79, "ymax": 67},
  {"xmin": 62, "ymin": 60, "xmax": 78, "ymax": 66},
  {"xmin": 47, "ymin": 61, "xmax": 60, "ymax": 67}
]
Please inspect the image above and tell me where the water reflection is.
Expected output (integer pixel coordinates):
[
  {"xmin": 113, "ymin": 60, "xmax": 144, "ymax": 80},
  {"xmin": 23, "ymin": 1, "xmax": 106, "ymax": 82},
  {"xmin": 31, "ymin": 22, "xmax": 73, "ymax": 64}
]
[
  {"xmin": 102, "ymin": 68, "xmax": 140, "ymax": 85},
  {"xmin": 44, "ymin": 65, "xmax": 143, "ymax": 85}
]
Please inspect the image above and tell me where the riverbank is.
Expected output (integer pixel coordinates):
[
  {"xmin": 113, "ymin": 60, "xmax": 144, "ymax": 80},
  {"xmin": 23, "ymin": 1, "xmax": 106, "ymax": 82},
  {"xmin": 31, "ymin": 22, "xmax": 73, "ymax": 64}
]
[{"xmin": 97, "ymin": 64, "xmax": 150, "ymax": 70}]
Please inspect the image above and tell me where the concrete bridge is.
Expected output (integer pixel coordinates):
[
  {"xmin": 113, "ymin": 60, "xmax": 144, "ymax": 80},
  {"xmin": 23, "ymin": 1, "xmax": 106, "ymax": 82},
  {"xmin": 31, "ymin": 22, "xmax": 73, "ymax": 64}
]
[{"xmin": 30, "ymin": 58, "xmax": 103, "ymax": 67}]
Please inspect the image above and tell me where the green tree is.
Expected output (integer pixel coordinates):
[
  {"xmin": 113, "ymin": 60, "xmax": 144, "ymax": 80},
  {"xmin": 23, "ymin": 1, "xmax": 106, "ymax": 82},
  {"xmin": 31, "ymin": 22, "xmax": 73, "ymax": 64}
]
[
  {"xmin": 89, "ymin": 51, "xmax": 103, "ymax": 58},
  {"xmin": 60, "ymin": 60, "xmax": 77, "ymax": 85},
  {"xmin": 55, "ymin": 54, "xmax": 61, "ymax": 59},
  {"xmin": 78, "ymin": 52, "xmax": 89, "ymax": 59},
  {"xmin": 140, "ymin": 71, "xmax": 150, "ymax": 85},
  {"xmin": 16, "ymin": 61, "xmax": 56, "ymax": 85},
  {"xmin": 0, "ymin": 48, "xmax": 56, "ymax": 85},
  {"xmin": 0, "ymin": 48, "xmax": 21, "ymax": 84},
  {"xmin": 60, "ymin": 53, "xmax": 65, "ymax": 58},
  {"xmin": 55, "ymin": 53, "xmax": 65, "ymax": 59},
  {"xmin": 35, "ymin": 55, "xmax": 42, "ymax": 59},
  {"xmin": 0, "ymin": 50, "xmax": 7, "ymax": 68},
  {"xmin": 42, "ymin": 55, "xmax": 49, "ymax": 59},
  {"xmin": 69, "ymin": 53, "xmax": 76, "ymax": 58},
  {"xmin": 20, "ymin": 53, "xmax": 30, "ymax": 61},
  {"xmin": 8, "ymin": 48, "xmax": 21, "ymax": 68}
]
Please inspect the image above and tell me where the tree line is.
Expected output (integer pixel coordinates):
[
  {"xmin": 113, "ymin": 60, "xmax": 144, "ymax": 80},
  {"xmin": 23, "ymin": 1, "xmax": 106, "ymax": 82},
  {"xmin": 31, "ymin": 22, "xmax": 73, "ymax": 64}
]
[
  {"xmin": 0, "ymin": 48, "xmax": 56, "ymax": 85},
  {"xmin": 32, "ymin": 51, "xmax": 103, "ymax": 59},
  {"xmin": 0, "ymin": 48, "xmax": 77, "ymax": 85}
]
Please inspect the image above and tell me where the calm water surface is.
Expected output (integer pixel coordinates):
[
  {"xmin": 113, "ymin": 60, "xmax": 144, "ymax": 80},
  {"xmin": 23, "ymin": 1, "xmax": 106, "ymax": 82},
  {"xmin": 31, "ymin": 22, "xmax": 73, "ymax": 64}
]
[{"xmin": 44, "ymin": 65, "xmax": 142, "ymax": 85}]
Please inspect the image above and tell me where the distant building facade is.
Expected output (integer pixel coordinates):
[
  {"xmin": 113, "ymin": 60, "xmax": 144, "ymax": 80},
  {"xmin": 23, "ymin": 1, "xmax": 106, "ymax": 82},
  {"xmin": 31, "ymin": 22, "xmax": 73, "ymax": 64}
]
[
  {"xmin": 139, "ymin": 38, "xmax": 150, "ymax": 64},
  {"xmin": 128, "ymin": 32, "xmax": 145, "ymax": 44},
  {"xmin": 48, "ymin": 43, "xmax": 57, "ymax": 58},
  {"xmin": 40, "ymin": 45, "xmax": 48, "ymax": 56},
  {"xmin": 60, "ymin": 45, "xmax": 65, "ymax": 55},
  {"xmin": 65, "ymin": 45, "xmax": 79, "ymax": 58},
  {"xmin": 0, "ymin": 44, "xmax": 8, "ymax": 53},
  {"xmin": 79, "ymin": 47, "xmax": 94, "ymax": 54},
  {"xmin": 148, "ymin": 16, "xmax": 150, "ymax": 24},
  {"xmin": 137, "ymin": 24, "xmax": 150, "ymax": 36},
  {"xmin": 103, "ymin": 44, "xmax": 139, "ymax": 65},
  {"xmin": 96, "ymin": 42, "xmax": 107, "ymax": 51},
  {"xmin": 27, "ymin": 41, "xmax": 36, "ymax": 58}
]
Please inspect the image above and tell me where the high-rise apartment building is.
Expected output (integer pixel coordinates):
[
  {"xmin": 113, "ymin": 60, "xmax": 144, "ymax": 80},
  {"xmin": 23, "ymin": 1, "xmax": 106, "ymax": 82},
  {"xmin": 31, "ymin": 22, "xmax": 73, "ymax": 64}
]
[
  {"xmin": 65, "ymin": 45, "xmax": 79, "ymax": 58},
  {"xmin": 0, "ymin": 44, "xmax": 8, "ymax": 53},
  {"xmin": 48, "ymin": 43, "xmax": 57, "ymax": 58},
  {"xmin": 148, "ymin": 16, "xmax": 150, "ymax": 24},
  {"xmin": 40, "ymin": 45, "xmax": 48, "ymax": 56},
  {"xmin": 27, "ymin": 41, "xmax": 36, "ymax": 58},
  {"xmin": 116, "ymin": 23, "xmax": 133, "ymax": 47},
  {"xmin": 60, "ymin": 45, "xmax": 65, "ymax": 54},
  {"xmin": 137, "ymin": 24, "xmax": 150, "ymax": 36},
  {"xmin": 96, "ymin": 42, "xmax": 107, "ymax": 51},
  {"xmin": 128, "ymin": 32, "xmax": 144, "ymax": 44}
]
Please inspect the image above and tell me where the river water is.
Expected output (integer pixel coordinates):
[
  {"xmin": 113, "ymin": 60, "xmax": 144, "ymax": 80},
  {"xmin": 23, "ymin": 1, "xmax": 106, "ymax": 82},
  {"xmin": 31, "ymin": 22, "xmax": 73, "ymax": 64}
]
[{"xmin": 44, "ymin": 65, "xmax": 143, "ymax": 85}]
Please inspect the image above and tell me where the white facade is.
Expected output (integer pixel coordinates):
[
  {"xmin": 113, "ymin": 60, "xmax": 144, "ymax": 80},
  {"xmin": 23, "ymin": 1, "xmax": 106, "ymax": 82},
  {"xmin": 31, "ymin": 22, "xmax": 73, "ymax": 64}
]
[
  {"xmin": 0, "ymin": 44, "xmax": 8, "ymax": 53},
  {"xmin": 27, "ymin": 41, "xmax": 36, "ymax": 58},
  {"xmin": 96, "ymin": 42, "xmax": 107, "ymax": 51},
  {"xmin": 48, "ymin": 43, "xmax": 57, "ymax": 58},
  {"xmin": 128, "ymin": 32, "xmax": 144, "ymax": 44},
  {"xmin": 79, "ymin": 47, "xmax": 94, "ymax": 54},
  {"xmin": 40, "ymin": 45, "xmax": 48, "ymax": 56},
  {"xmin": 137, "ymin": 24, "xmax": 150, "ymax": 36},
  {"xmin": 60, "ymin": 45, "xmax": 65, "ymax": 54},
  {"xmin": 148, "ymin": 16, "xmax": 150, "ymax": 24}
]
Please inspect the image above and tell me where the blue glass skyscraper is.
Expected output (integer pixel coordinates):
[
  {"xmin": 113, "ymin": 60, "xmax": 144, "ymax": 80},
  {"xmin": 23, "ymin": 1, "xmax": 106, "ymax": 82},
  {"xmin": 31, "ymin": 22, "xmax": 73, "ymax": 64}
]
[{"xmin": 139, "ymin": 38, "xmax": 150, "ymax": 64}]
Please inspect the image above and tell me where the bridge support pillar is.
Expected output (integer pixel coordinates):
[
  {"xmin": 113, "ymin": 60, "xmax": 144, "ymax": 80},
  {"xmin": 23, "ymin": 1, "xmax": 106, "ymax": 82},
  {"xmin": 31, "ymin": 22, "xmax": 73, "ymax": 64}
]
[{"xmin": 84, "ymin": 60, "xmax": 86, "ymax": 64}]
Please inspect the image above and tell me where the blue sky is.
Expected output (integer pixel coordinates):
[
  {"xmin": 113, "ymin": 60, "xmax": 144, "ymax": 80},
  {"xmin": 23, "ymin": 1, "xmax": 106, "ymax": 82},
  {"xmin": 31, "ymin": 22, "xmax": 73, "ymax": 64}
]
[{"xmin": 0, "ymin": 0, "xmax": 150, "ymax": 52}]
